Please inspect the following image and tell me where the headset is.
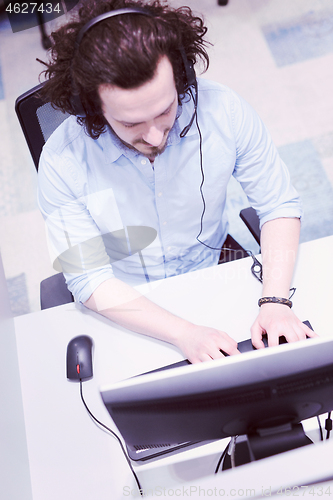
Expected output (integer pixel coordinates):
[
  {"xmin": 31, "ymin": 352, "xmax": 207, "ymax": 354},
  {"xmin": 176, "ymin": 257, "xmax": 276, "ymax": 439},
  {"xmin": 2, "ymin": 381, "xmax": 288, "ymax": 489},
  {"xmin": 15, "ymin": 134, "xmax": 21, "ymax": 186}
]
[{"xmin": 71, "ymin": 6, "xmax": 198, "ymax": 136}]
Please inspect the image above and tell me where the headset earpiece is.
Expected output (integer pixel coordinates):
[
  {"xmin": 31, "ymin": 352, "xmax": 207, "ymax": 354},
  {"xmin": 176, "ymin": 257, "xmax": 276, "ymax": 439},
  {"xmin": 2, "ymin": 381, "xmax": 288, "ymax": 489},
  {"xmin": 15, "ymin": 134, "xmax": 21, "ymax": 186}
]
[
  {"xmin": 70, "ymin": 90, "xmax": 86, "ymax": 117},
  {"xmin": 179, "ymin": 46, "xmax": 196, "ymax": 91}
]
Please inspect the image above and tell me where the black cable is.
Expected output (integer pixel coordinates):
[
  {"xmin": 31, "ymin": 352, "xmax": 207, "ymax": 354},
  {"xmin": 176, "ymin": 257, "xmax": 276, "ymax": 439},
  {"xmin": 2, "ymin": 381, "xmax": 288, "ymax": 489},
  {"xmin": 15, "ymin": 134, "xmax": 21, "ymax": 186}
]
[
  {"xmin": 215, "ymin": 439, "xmax": 231, "ymax": 473},
  {"xmin": 190, "ymin": 96, "xmax": 265, "ymax": 285},
  {"xmin": 192, "ymin": 105, "xmax": 297, "ymax": 294},
  {"xmin": 317, "ymin": 415, "xmax": 324, "ymax": 441},
  {"xmin": 191, "ymin": 90, "xmax": 298, "ymax": 295},
  {"xmin": 79, "ymin": 380, "xmax": 143, "ymax": 496},
  {"xmin": 325, "ymin": 411, "xmax": 332, "ymax": 440},
  {"xmin": 192, "ymin": 90, "xmax": 229, "ymax": 253},
  {"xmin": 194, "ymin": 92, "xmax": 208, "ymax": 252}
]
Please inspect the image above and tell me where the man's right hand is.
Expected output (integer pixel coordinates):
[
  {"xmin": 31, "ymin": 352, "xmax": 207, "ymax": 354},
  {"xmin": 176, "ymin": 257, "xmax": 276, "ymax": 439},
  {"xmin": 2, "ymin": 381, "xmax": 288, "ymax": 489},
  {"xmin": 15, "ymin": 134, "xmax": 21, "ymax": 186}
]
[{"xmin": 174, "ymin": 324, "xmax": 240, "ymax": 364}]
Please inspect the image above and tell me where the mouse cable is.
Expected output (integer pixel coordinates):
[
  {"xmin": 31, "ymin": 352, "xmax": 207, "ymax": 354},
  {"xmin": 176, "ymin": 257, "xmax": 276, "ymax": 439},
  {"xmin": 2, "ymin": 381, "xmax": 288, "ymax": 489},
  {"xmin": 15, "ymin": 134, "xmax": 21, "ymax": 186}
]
[
  {"xmin": 317, "ymin": 415, "xmax": 324, "ymax": 441},
  {"xmin": 79, "ymin": 380, "xmax": 143, "ymax": 496},
  {"xmin": 214, "ymin": 438, "xmax": 231, "ymax": 473}
]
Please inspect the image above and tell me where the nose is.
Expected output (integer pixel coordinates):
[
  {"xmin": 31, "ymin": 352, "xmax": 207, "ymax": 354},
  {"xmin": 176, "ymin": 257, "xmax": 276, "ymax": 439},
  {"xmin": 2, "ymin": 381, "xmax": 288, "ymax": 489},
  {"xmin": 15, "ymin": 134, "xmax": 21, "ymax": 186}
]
[{"xmin": 142, "ymin": 123, "xmax": 164, "ymax": 147}]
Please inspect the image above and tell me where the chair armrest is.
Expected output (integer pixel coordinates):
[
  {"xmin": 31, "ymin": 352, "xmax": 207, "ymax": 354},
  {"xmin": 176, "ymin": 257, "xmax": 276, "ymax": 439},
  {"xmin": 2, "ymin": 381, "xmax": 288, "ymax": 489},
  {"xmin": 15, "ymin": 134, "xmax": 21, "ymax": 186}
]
[
  {"xmin": 239, "ymin": 207, "xmax": 260, "ymax": 245},
  {"xmin": 40, "ymin": 273, "xmax": 74, "ymax": 310}
]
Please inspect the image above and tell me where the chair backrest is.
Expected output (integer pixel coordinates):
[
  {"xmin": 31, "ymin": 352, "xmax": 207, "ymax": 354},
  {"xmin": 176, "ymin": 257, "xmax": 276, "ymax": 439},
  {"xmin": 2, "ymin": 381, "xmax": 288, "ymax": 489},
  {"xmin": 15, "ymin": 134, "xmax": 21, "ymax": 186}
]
[
  {"xmin": 15, "ymin": 83, "xmax": 74, "ymax": 309},
  {"xmin": 15, "ymin": 82, "xmax": 69, "ymax": 171}
]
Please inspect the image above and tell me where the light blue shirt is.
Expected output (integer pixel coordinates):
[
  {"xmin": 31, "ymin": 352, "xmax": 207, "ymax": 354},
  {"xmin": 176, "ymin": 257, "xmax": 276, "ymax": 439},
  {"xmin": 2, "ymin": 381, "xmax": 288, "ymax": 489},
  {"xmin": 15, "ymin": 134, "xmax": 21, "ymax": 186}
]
[{"xmin": 38, "ymin": 79, "xmax": 302, "ymax": 303}]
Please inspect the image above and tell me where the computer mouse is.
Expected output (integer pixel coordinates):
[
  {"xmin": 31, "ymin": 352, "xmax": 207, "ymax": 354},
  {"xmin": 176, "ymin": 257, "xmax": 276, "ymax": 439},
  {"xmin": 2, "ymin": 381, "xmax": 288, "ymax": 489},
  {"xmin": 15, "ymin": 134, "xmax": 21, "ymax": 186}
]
[{"xmin": 66, "ymin": 335, "xmax": 93, "ymax": 381}]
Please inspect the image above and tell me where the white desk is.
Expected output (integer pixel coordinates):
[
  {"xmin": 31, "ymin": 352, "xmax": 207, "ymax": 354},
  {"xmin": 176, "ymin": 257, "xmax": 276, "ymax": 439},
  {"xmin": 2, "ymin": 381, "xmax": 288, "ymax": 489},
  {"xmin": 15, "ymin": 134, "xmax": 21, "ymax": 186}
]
[{"xmin": 14, "ymin": 235, "xmax": 333, "ymax": 500}]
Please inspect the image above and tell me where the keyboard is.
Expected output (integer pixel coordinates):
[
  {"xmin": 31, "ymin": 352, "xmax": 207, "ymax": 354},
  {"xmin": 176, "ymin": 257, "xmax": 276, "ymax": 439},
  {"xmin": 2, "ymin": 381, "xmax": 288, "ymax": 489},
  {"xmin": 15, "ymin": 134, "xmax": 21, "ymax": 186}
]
[{"xmin": 146, "ymin": 320, "xmax": 313, "ymax": 372}]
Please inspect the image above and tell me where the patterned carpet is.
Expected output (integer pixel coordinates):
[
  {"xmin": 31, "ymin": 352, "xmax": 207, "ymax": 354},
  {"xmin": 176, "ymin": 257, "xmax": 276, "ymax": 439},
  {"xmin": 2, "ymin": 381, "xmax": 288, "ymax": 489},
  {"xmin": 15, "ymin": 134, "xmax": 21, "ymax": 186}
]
[{"xmin": 0, "ymin": 0, "xmax": 332, "ymax": 315}]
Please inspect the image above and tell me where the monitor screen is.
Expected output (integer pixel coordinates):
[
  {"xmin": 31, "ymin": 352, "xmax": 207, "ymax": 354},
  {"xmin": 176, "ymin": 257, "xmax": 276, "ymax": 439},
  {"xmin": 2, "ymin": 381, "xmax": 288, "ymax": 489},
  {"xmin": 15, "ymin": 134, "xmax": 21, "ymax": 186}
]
[{"xmin": 100, "ymin": 336, "xmax": 333, "ymax": 460}]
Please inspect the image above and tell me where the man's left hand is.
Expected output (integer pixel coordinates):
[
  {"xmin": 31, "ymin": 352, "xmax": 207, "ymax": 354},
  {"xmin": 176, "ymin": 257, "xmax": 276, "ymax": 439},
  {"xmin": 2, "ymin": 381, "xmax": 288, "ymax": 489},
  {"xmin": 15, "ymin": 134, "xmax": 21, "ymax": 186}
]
[{"xmin": 250, "ymin": 303, "xmax": 318, "ymax": 349}]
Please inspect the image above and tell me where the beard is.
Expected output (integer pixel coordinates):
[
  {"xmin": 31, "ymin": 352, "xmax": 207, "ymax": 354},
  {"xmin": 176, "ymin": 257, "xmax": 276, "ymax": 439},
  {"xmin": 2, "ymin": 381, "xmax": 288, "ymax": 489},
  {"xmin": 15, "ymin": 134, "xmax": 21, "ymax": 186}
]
[
  {"xmin": 132, "ymin": 132, "xmax": 170, "ymax": 158},
  {"xmin": 107, "ymin": 125, "xmax": 171, "ymax": 160}
]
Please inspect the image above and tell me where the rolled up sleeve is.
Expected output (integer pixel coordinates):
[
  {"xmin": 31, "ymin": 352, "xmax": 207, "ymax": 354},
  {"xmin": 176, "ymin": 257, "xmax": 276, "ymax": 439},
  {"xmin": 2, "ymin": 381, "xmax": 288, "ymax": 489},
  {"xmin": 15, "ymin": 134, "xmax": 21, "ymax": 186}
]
[{"xmin": 231, "ymin": 91, "xmax": 303, "ymax": 228}]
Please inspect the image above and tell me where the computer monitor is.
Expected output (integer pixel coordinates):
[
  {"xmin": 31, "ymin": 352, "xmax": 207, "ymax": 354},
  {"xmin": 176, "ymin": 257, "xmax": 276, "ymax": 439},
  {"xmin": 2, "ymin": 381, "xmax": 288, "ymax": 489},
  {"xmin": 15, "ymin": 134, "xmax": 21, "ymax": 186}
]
[{"xmin": 100, "ymin": 336, "xmax": 333, "ymax": 463}]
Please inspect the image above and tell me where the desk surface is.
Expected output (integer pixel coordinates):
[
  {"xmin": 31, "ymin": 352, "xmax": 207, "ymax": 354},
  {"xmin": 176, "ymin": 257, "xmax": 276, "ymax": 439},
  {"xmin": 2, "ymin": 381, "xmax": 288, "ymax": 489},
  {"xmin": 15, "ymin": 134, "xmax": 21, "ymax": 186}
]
[{"xmin": 14, "ymin": 235, "xmax": 333, "ymax": 500}]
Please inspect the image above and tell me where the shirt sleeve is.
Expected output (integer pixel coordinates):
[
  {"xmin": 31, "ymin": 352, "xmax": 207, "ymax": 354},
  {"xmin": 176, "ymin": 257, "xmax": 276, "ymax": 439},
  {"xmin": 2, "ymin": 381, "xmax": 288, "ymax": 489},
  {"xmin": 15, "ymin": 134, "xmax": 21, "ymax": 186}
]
[
  {"xmin": 230, "ymin": 90, "xmax": 303, "ymax": 228},
  {"xmin": 37, "ymin": 145, "xmax": 115, "ymax": 303}
]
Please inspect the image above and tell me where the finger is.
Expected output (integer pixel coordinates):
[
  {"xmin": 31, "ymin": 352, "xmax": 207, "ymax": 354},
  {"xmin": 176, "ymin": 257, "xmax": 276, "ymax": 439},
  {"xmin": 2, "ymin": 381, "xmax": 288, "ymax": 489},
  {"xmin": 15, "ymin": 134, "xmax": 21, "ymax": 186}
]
[
  {"xmin": 229, "ymin": 338, "xmax": 239, "ymax": 349},
  {"xmin": 189, "ymin": 352, "xmax": 212, "ymax": 364},
  {"xmin": 288, "ymin": 325, "xmax": 307, "ymax": 342},
  {"xmin": 219, "ymin": 330, "xmax": 238, "ymax": 348},
  {"xmin": 211, "ymin": 348, "xmax": 226, "ymax": 359},
  {"xmin": 268, "ymin": 323, "xmax": 307, "ymax": 345},
  {"xmin": 208, "ymin": 345, "xmax": 233, "ymax": 359},
  {"xmin": 286, "ymin": 323, "xmax": 318, "ymax": 342},
  {"xmin": 214, "ymin": 331, "xmax": 239, "ymax": 356},
  {"xmin": 302, "ymin": 323, "xmax": 318, "ymax": 338},
  {"xmin": 264, "ymin": 321, "xmax": 299, "ymax": 346},
  {"xmin": 218, "ymin": 343, "xmax": 240, "ymax": 356},
  {"xmin": 279, "ymin": 327, "xmax": 302, "ymax": 343},
  {"xmin": 267, "ymin": 333, "xmax": 279, "ymax": 347},
  {"xmin": 228, "ymin": 345, "xmax": 241, "ymax": 356},
  {"xmin": 281, "ymin": 322, "xmax": 314, "ymax": 343},
  {"xmin": 250, "ymin": 322, "xmax": 266, "ymax": 349},
  {"xmin": 201, "ymin": 352, "xmax": 216, "ymax": 363},
  {"xmin": 206, "ymin": 342, "xmax": 240, "ymax": 360}
]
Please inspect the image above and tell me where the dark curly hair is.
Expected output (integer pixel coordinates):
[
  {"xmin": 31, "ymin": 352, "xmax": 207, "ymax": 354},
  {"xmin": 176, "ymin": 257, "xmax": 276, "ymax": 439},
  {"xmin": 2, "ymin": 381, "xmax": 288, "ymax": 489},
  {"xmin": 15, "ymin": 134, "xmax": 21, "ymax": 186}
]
[{"xmin": 39, "ymin": 0, "xmax": 210, "ymax": 139}]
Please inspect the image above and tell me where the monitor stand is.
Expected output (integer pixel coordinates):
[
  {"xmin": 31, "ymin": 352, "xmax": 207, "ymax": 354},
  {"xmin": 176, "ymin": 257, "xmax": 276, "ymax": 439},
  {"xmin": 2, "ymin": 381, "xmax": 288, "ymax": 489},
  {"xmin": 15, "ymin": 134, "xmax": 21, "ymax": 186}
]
[{"xmin": 222, "ymin": 422, "xmax": 313, "ymax": 469}]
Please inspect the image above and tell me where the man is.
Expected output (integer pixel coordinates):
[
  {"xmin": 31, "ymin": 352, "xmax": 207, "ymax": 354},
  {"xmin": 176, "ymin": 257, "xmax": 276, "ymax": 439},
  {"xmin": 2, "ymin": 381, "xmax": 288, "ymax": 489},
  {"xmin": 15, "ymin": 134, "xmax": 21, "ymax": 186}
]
[{"xmin": 38, "ymin": 0, "xmax": 316, "ymax": 363}]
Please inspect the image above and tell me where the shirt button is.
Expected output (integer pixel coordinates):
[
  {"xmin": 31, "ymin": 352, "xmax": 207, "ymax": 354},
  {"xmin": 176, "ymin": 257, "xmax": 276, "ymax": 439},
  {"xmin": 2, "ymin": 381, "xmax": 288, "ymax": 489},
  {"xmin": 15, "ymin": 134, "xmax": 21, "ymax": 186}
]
[
  {"xmin": 163, "ymin": 221, "xmax": 167, "ymax": 226},
  {"xmin": 141, "ymin": 159, "xmax": 147, "ymax": 165},
  {"xmin": 167, "ymin": 246, "xmax": 172, "ymax": 252},
  {"xmin": 157, "ymin": 192, "xmax": 162, "ymax": 197}
]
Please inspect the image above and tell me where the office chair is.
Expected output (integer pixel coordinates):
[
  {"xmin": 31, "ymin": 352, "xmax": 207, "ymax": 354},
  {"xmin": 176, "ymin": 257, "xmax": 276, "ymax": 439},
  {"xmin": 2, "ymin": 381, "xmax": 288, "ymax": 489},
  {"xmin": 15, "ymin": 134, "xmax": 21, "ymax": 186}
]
[{"xmin": 15, "ymin": 82, "xmax": 260, "ymax": 309}]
